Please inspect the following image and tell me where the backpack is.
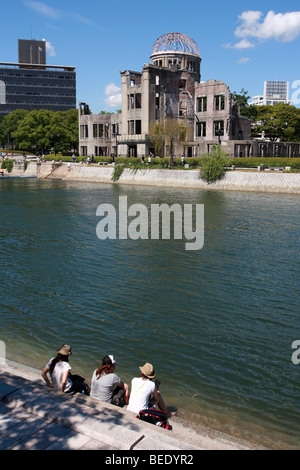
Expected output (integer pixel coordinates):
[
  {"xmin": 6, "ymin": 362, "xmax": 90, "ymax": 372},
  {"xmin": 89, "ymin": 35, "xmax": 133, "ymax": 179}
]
[
  {"xmin": 69, "ymin": 374, "xmax": 90, "ymax": 395},
  {"xmin": 137, "ymin": 408, "xmax": 170, "ymax": 430}
]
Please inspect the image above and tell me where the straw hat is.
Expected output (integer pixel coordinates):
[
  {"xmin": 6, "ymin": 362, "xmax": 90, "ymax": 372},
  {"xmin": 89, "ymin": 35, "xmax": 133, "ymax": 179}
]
[
  {"xmin": 57, "ymin": 344, "xmax": 72, "ymax": 355},
  {"xmin": 139, "ymin": 362, "xmax": 155, "ymax": 379}
]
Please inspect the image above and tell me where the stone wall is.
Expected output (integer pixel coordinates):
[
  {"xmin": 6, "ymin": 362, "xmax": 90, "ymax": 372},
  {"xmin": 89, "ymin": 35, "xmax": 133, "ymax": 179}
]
[
  {"xmin": 54, "ymin": 164, "xmax": 300, "ymax": 194},
  {"xmin": 23, "ymin": 162, "xmax": 300, "ymax": 194}
]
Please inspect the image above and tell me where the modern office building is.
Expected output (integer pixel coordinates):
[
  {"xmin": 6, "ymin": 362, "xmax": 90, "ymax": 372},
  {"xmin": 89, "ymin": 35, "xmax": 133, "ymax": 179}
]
[
  {"xmin": 79, "ymin": 32, "xmax": 251, "ymax": 158},
  {"xmin": 251, "ymin": 81, "xmax": 291, "ymax": 106},
  {"xmin": 0, "ymin": 39, "xmax": 76, "ymax": 117}
]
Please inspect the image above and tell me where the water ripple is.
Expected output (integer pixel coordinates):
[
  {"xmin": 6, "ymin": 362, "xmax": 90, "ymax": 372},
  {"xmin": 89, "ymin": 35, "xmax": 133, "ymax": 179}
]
[{"xmin": 0, "ymin": 179, "xmax": 299, "ymax": 449}]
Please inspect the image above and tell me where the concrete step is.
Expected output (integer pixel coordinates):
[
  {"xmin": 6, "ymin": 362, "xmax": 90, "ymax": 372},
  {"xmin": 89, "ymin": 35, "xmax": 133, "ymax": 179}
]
[{"xmin": 0, "ymin": 364, "xmax": 260, "ymax": 451}]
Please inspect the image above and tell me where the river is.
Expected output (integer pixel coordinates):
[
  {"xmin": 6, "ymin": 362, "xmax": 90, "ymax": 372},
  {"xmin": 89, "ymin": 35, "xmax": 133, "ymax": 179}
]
[{"xmin": 0, "ymin": 178, "xmax": 299, "ymax": 449}]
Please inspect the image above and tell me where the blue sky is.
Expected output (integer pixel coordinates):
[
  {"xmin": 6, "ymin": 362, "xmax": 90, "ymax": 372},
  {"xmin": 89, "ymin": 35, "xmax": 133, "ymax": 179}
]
[{"xmin": 1, "ymin": 0, "xmax": 300, "ymax": 113}]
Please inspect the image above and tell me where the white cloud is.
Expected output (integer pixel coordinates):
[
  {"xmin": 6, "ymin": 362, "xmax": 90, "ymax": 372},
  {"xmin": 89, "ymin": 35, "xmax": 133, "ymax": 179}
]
[
  {"xmin": 237, "ymin": 57, "xmax": 250, "ymax": 64},
  {"xmin": 24, "ymin": 1, "xmax": 107, "ymax": 31},
  {"xmin": 104, "ymin": 83, "xmax": 122, "ymax": 108},
  {"xmin": 235, "ymin": 10, "xmax": 300, "ymax": 43},
  {"xmin": 45, "ymin": 40, "xmax": 56, "ymax": 57},
  {"xmin": 223, "ymin": 39, "xmax": 255, "ymax": 49},
  {"xmin": 235, "ymin": 11, "xmax": 263, "ymax": 38},
  {"xmin": 24, "ymin": 1, "xmax": 61, "ymax": 19}
]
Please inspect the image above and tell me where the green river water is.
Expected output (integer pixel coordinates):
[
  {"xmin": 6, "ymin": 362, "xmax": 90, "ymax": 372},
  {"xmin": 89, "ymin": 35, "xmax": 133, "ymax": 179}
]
[{"xmin": 0, "ymin": 178, "xmax": 299, "ymax": 449}]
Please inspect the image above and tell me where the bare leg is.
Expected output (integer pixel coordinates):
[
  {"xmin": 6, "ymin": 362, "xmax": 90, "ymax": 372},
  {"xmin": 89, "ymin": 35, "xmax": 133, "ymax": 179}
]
[{"xmin": 124, "ymin": 383, "xmax": 129, "ymax": 405}]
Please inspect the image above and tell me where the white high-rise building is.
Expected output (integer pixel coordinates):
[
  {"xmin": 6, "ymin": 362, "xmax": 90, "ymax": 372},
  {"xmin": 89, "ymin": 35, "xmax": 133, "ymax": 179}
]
[{"xmin": 251, "ymin": 81, "xmax": 291, "ymax": 106}]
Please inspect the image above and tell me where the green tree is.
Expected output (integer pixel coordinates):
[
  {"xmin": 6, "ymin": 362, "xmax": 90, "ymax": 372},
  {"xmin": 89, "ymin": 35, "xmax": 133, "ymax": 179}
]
[
  {"xmin": 0, "ymin": 108, "xmax": 79, "ymax": 153},
  {"xmin": 0, "ymin": 109, "xmax": 29, "ymax": 148},
  {"xmin": 50, "ymin": 109, "xmax": 78, "ymax": 153},
  {"xmin": 200, "ymin": 146, "xmax": 228, "ymax": 183},
  {"xmin": 255, "ymin": 104, "xmax": 300, "ymax": 142},
  {"xmin": 149, "ymin": 118, "xmax": 191, "ymax": 159},
  {"xmin": 13, "ymin": 109, "xmax": 54, "ymax": 152},
  {"xmin": 241, "ymin": 105, "xmax": 260, "ymax": 129},
  {"xmin": 232, "ymin": 89, "xmax": 261, "ymax": 136},
  {"xmin": 149, "ymin": 121, "xmax": 165, "ymax": 156},
  {"xmin": 232, "ymin": 88, "xmax": 251, "ymax": 113}
]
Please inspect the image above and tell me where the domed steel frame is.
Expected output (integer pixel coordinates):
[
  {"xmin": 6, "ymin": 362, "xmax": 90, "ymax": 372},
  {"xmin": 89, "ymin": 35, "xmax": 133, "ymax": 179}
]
[{"xmin": 151, "ymin": 32, "xmax": 200, "ymax": 57}]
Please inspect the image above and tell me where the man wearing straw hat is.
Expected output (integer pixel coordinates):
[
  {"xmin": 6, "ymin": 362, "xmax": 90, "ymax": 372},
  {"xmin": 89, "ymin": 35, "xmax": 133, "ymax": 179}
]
[{"xmin": 127, "ymin": 362, "xmax": 174, "ymax": 417}]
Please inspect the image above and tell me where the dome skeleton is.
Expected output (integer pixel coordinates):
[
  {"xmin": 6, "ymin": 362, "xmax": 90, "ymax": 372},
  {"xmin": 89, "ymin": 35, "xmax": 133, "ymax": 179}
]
[{"xmin": 151, "ymin": 32, "xmax": 200, "ymax": 57}]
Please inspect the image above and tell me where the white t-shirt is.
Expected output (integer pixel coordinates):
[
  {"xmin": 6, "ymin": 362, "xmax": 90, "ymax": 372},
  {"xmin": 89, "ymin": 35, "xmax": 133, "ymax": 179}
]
[
  {"xmin": 46, "ymin": 358, "xmax": 72, "ymax": 392},
  {"xmin": 127, "ymin": 377, "xmax": 155, "ymax": 414}
]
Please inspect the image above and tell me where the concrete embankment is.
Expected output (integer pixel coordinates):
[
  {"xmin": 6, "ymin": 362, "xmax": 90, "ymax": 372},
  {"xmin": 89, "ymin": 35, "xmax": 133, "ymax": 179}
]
[
  {"xmin": 0, "ymin": 361, "xmax": 262, "ymax": 451},
  {"xmin": 22, "ymin": 162, "xmax": 300, "ymax": 194}
]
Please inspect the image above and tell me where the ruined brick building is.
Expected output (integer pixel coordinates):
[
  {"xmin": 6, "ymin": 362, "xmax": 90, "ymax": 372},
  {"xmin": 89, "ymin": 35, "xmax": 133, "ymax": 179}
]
[{"xmin": 79, "ymin": 32, "xmax": 252, "ymax": 158}]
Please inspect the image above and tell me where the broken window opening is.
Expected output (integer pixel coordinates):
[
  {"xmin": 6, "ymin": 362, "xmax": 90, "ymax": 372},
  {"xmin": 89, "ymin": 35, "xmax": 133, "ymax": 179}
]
[
  {"xmin": 214, "ymin": 120, "xmax": 224, "ymax": 136},
  {"xmin": 93, "ymin": 124, "xmax": 98, "ymax": 138},
  {"xmin": 135, "ymin": 120, "xmax": 141, "ymax": 135},
  {"xmin": 130, "ymin": 94, "xmax": 134, "ymax": 109},
  {"xmin": 128, "ymin": 120, "xmax": 135, "ymax": 135},
  {"xmin": 135, "ymin": 93, "xmax": 141, "ymax": 108},
  {"xmin": 197, "ymin": 96, "xmax": 207, "ymax": 112},
  {"xmin": 156, "ymin": 93, "xmax": 160, "ymax": 109},
  {"xmin": 215, "ymin": 95, "xmax": 225, "ymax": 111},
  {"xmin": 197, "ymin": 121, "xmax": 206, "ymax": 137}
]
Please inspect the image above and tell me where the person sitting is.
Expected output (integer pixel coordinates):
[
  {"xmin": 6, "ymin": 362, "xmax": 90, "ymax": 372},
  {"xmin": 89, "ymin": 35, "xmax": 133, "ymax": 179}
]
[
  {"xmin": 41, "ymin": 344, "xmax": 90, "ymax": 395},
  {"xmin": 41, "ymin": 344, "xmax": 73, "ymax": 393},
  {"xmin": 127, "ymin": 362, "xmax": 174, "ymax": 417},
  {"xmin": 90, "ymin": 355, "xmax": 129, "ymax": 406}
]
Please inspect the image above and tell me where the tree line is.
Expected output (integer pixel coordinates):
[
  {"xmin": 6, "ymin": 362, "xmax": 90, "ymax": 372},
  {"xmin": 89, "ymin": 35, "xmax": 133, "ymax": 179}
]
[
  {"xmin": 0, "ymin": 109, "xmax": 78, "ymax": 154},
  {"xmin": 233, "ymin": 90, "xmax": 300, "ymax": 142}
]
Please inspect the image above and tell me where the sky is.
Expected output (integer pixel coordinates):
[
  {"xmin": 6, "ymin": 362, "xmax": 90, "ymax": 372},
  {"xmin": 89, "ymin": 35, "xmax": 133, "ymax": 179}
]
[{"xmin": 1, "ymin": 0, "xmax": 300, "ymax": 113}]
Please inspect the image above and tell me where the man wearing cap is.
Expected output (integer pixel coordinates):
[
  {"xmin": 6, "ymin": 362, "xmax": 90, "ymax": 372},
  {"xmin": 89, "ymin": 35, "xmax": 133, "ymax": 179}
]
[{"xmin": 127, "ymin": 363, "xmax": 172, "ymax": 417}]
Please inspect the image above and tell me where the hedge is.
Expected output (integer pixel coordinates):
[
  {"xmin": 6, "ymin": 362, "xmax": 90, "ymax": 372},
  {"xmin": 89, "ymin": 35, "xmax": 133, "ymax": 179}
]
[
  {"xmin": 42, "ymin": 154, "xmax": 300, "ymax": 169},
  {"xmin": 227, "ymin": 157, "xmax": 300, "ymax": 169}
]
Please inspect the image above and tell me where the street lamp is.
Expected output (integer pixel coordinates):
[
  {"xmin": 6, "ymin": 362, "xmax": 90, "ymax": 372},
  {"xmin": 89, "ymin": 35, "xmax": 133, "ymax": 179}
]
[
  {"xmin": 113, "ymin": 132, "xmax": 120, "ymax": 161},
  {"xmin": 215, "ymin": 129, "xmax": 222, "ymax": 146}
]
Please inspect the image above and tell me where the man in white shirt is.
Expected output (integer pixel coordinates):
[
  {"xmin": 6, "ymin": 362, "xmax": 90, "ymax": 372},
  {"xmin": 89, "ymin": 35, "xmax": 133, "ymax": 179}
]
[{"xmin": 127, "ymin": 363, "xmax": 173, "ymax": 417}]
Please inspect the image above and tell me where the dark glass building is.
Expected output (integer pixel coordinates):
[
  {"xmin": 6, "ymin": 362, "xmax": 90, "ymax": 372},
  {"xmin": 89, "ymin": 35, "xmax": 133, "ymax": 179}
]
[{"xmin": 0, "ymin": 39, "xmax": 76, "ymax": 117}]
